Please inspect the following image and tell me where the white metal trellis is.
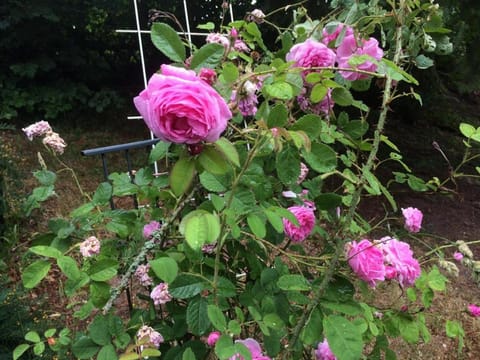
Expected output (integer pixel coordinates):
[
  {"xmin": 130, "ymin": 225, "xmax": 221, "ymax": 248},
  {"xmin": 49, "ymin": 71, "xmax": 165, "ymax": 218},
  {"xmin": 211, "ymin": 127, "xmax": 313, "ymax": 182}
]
[{"xmin": 116, "ymin": 0, "xmax": 235, "ymax": 173}]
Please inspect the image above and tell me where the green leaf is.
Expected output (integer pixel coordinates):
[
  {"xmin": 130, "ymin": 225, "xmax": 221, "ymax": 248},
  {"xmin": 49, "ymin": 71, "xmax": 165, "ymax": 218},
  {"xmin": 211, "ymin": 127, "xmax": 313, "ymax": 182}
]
[
  {"xmin": 300, "ymin": 308, "xmax": 323, "ymax": 345},
  {"xmin": 208, "ymin": 304, "xmax": 227, "ymax": 331},
  {"xmin": 264, "ymin": 82, "xmax": 293, "ymax": 100},
  {"xmin": 321, "ymin": 301, "xmax": 362, "ymax": 315},
  {"xmin": 141, "ymin": 348, "xmax": 161, "ymax": 357},
  {"xmin": 149, "ymin": 141, "xmax": 171, "ymax": 163},
  {"xmin": 267, "ymin": 103, "xmax": 288, "ymax": 128},
  {"xmin": 290, "ymin": 114, "xmax": 322, "ymax": 139},
  {"xmin": 150, "ymin": 22, "xmax": 186, "ymax": 62},
  {"xmin": 97, "ymin": 344, "xmax": 117, "ymax": 360},
  {"xmin": 169, "ymin": 274, "xmax": 204, "ymax": 299},
  {"xmin": 214, "ymin": 137, "xmax": 240, "ymax": 167},
  {"xmin": 331, "ymin": 87, "xmax": 354, "ymax": 106},
  {"xmin": 343, "ymin": 120, "xmax": 369, "ymax": 139},
  {"xmin": 310, "ymin": 84, "xmax": 328, "ymax": 103},
  {"xmin": 221, "ymin": 62, "xmax": 239, "ymax": 84},
  {"xmin": 215, "ymin": 335, "xmax": 236, "ymax": 359},
  {"xmin": 33, "ymin": 342, "xmax": 45, "ymax": 356},
  {"xmin": 263, "ymin": 313, "xmax": 284, "ymax": 331},
  {"xmin": 315, "ymin": 193, "xmax": 342, "ymax": 210},
  {"xmin": 190, "ymin": 43, "xmax": 225, "ymax": 70},
  {"xmin": 29, "ymin": 245, "xmax": 62, "ymax": 259},
  {"xmin": 415, "ymin": 54, "xmax": 434, "ymax": 69},
  {"xmin": 187, "ymin": 297, "xmax": 210, "ymax": 336},
  {"xmin": 446, "ymin": 320, "xmax": 464, "ymax": 338},
  {"xmin": 199, "ymin": 172, "xmax": 227, "ymax": 192},
  {"xmin": 65, "ymin": 272, "xmax": 90, "ymax": 297},
  {"xmin": 263, "ymin": 208, "xmax": 284, "ymax": 233},
  {"xmin": 198, "ymin": 147, "xmax": 230, "ymax": 175},
  {"xmin": 22, "ymin": 260, "xmax": 51, "ymax": 288},
  {"xmin": 459, "ymin": 123, "xmax": 476, "ymax": 138},
  {"xmin": 90, "ymin": 281, "xmax": 111, "ymax": 308},
  {"xmin": 170, "ymin": 158, "xmax": 196, "ymax": 196},
  {"xmin": 303, "ymin": 143, "xmax": 337, "ymax": 173},
  {"xmin": 88, "ymin": 315, "xmax": 111, "ymax": 346},
  {"xmin": 71, "ymin": 203, "xmax": 95, "ymax": 217},
  {"xmin": 362, "ymin": 168, "xmax": 381, "ymax": 195},
  {"xmin": 13, "ymin": 344, "xmax": 30, "ymax": 360},
  {"xmin": 57, "ymin": 256, "xmax": 81, "ymax": 279},
  {"xmin": 276, "ymin": 145, "xmax": 300, "ymax": 185},
  {"xmin": 427, "ymin": 266, "xmax": 447, "ymax": 291},
  {"xmin": 72, "ymin": 336, "xmax": 100, "ymax": 359},
  {"xmin": 93, "ymin": 182, "xmax": 112, "ymax": 205},
  {"xmin": 277, "ymin": 275, "xmax": 311, "ymax": 291},
  {"xmin": 25, "ymin": 331, "xmax": 40, "ymax": 343},
  {"xmin": 32, "ymin": 185, "xmax": 55, "ymax": 202},
  {"xmin": 88, "ymin": 259, "xmax": 118, "ymax": 282},
  {"xmin": 324, "ymin": 315, "xmax": 363, "ymax": 360},
  {"xmin": 33, "ymin": 169, "xmax": 56, "ymax": 186},
  {"xmin": 247, "ymin": 213, "xmax": 266, "ymax": 238},
  {"xmin": 182, "ymin": 348, "xmax": 196, "ymax": 360},
  {"xmin": 44, "ymin": 328, "xmax": 56, "ymax": 338},
  {"xmin": 149, "ymin": 257, "xmax": 179, "ymax": 283},
  {"xmin": 181, "ymin": 211, "xmax": 221, "ymax": 250}
]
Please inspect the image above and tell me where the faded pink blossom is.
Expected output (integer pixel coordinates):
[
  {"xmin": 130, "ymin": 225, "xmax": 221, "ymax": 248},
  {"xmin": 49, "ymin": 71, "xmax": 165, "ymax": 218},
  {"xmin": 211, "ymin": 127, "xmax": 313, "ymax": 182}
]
[
  {"xmin": 247, "ymin": 9, "xmax": 266, "ymax": 24},
  {"xmin": 230, "ymin": 338, "xmax": 271, "ymax": 360},
  {"xmin": 402, "ymin": 207, "xmax": 423, "ymax": 233},
  {"xmin": 336, "ymin": 34, "xmax": 384, "ymax": 81},
  {"xmin": 199, "ymin": 68, "xmax": 217, "ymax": 85},
  {"xmin": 137, "ymin": 325, "xmax": 164, "ymax": 348},
  {"xmin": 234, "ymin": 39, "xmax": 250, "ymax": 53},
  {"xmin": 135, "ymin": 264, "xmax": 153, "ymax": 287},
  {"xmin": 286, "ymin": 39, "xmax": 336, "ymax": 75},
  {"xmin": 79, "ymin": 236, "xmax": 101, "ymax": 258},
  {"xmin": 206, "ymin": 32, "xmax": 230, "ymax": 49},
  {"xmin": 231, "ymin": 80, "xmax": 260, "ymax": 116},
  {"xmin": 468, "ymin": 304, "xmax": 480, "ymax": 317},
  {"xmin": 297, "ymin": 162, "xmax": 309, "ymax": 184},
  {"xmin": 380, "ymin": 237, "xmax": 421, "ymax": 288},
  {"xmin": 22, "ymin": 120, "xmax": 52, "ymax": 140},
  {"xmin": 283, "ymin": 205, "xmax": 316, "ymax": 242},
  {"xmin": 346, "ymin": 239, "xmax": 385, "ymax": 287},
  {"xmin": 321, "ymin": 23, "xmax": 354, "ymax": 46},
  {"xmin": 42, "ymin": 131, "xmax": 67, "ymax": 155},
  {"xmin": 207, "ymin": 331, "xmax": 221, "ymax": 346},
  {"xmin": 453, "ymin": 251, "xmax": 464, "ymax": 261},
  {"xmin": 315, "ymin": 338, "xmax": 337, "ymax": 360},
  {"xmin": 143, "ymin": 220, "xmax": 162, "ymax": 239},
  {"xmin": 297, "ymin": 87, "xmax": 334, "ymax": 116},
  {"xmin": 134, "ymin": 64, "xmax": 231, "ymax": 144},
  {"xmin": 150, "ymin": 283, "xmax": 172, "ymax": 305}
]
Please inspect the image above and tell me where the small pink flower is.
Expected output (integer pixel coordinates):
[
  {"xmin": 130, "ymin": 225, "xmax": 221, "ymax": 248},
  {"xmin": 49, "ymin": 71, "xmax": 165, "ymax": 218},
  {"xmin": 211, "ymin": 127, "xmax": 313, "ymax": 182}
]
[
  {"xmin": 230, "ymin": 28, "xmax": 238, "ymax": 39},
  {"xmin": 22, "ymin": 120, "xmax": 52, "ymax": 140},
  {"xmin": 468, "ymin": 304, "xmax": 480, "ymax": 317},
  {"xmin": 137, "ymin": 325, "xmax": 164, "ymax": 348},
  {"xmin": 135, "ymin": 264, "xmax": 153, "ymax": 287},
  {"xmin": 401, "ymin": 207, "xmax": 423, "ymax": 233},
  {"xmin": 206, "ymin": 32, "xmax": 230, "ymax": 49},
  {"xmin": 207, "ymin": 331, "xmax": 221, "ymax": 346},
  {"xmin": 283, "ymin": 205, "xmax": 316, "ymax": 242},
  {"xmin": 346, "ymin": 239, "xmax": 385, "ymax": 287},
  {"xmin": 143, "ymin": 221, "xmax": 162, "ymax": 239},
  {"xmin": 79, "ymin": 236, "xmax": 101, "ymax": 257},
  {"xmin": 230, "ymin": 338, "xmax": 271, "ymax": 360},
  {"xmin": 199, "ymin": 68, "xmax": 217, "ymax": 85},
  {"xmin": 380, "ymin": 237, "xmax": 421, "ymax": 288},
  {"xmin": 150, "ymin": 283, "xmax": 172, "ymax": 305},
  {"xmin": 315, "ymin": 338, "xmax": 337, "ymax": 360},
  {"xmin": 286, "ymin": 39, "xmax": 336, "ymax": 76},
  {"xmin": 453, "ymin": 251, "xmax": 464, "ymax": 261}
]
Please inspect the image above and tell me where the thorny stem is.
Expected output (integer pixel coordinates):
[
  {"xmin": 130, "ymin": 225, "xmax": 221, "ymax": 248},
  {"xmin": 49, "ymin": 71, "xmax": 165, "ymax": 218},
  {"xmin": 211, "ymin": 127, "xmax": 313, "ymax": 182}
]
[
  {"xmin": 287, "ymin": 1, "xmax": 406, "ymax": 353},
  {"xmin": 102, "ymin": 186, "xmax": 197, "ymax": 314}
]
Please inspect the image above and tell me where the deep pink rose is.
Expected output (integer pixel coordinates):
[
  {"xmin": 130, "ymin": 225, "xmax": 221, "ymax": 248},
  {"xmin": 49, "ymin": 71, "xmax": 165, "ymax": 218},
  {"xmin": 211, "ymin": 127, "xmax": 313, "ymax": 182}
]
[
  {"xmin": 347, "ymin": 239, "xmax": 385, "ymax": 287},
  {"xmin": 380, "ymin": 237, "xmax": 421, "ymax": 288},
  {"xmin": 321, "ymin": 23, "xmax": 354, "ymax": 46},
  {"xmin": 468, "ymin": 304, "xmax": 480, "ymax": 317},
  {"xmin": 315, "ymin": 338, "xmax": 337, "ymax": 360},
  {"xmin": 286, "ymin": 39, "xmax": 336, "ymax": 72},
  {"xmin": 134, "ymin": 64, "xmax": 231, "ymax": 144},
  {"xmin": 283, "ymin": 205, "xmax": 316, "ymax": 242},
  {"xmin": 336, "ymin": 34, "xmax": 384, "ymax": 81},
  {"xmin": 402, "ymin": 207, "xmax": 423, "ymax": 233},
  {"xmin": 207, "ymin": 331, "xmax": 221, "ymax": 346},
  {"xmin": 453, "ymin": 251, "xmax": 464, "ymax": 261},
  {"xmin": 231, "ymin": 338, "xmax": 271, "ymax": 360}
]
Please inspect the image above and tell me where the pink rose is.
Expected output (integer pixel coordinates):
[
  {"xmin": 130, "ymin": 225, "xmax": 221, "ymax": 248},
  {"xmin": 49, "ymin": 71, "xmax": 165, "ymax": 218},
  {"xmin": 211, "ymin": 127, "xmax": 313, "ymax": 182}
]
[
  {"xmin": 283, "ymin": 205, "xmax": 316, "ymax": 242},
  {"xmin": 134, "ymin": 64, "xmax": 231, "ymax": 144},
  {"xmin": 79, "ymin": 236, "xmax": 101, "ymax": 258},
  {"xmin": 336, "ymin": 34, "xmax": 384, "ymax": 81},
  {"xmin": 207, "ymin": 331, "xmax": 221, "ymax": 346},
  {"xmin": 286, "ymin": 39, "xmax": 336, "ymax": 73},
  {"xmin": 468, "ymin": 304, "xmax": 480, "ymax": 317},
  {"xmin": 347, "ymin": 239, "xmax": 385, "ymax": 287},
  {"xmin": 231, "ymin": 338, "xmax": 271, "ymax": 360},
  {"xmin": 150, "ymin": 283, "xmax": 172, "ymax": 305},
  {"xmin": 321, "ymin": 23, "xmax": 354, "ymax": 46},
  {"xmin": 143, "ymin": 220, "xmax": 162, "ymax": 239},
  {"xmin": 453, "ymin": 251, "xmax": 464, "ymax": 261},
  {"xmin": 401, "ymin": 207, "xmax": 423, "ymax": 233},
  {"xmin": 380, "ymin": 237, "xmax": 421, "ymax": 288},
  {"xmin": 22, "ymin": 120, "xmax": 52, "ymax": 140},
  {"xmin": 199, "ymin": 68, "xmax": 217, "ymax": 85},
  {"xmin": 137, "ymin": 325, "xmax": 164, "ymax": 348},
  {"xmin": 206, "ymin": 33, "xmax": 230, "ymax": 49},
  {"xmin": 315, "ymin": 338, "xmax": 337, "ymax": 360}
]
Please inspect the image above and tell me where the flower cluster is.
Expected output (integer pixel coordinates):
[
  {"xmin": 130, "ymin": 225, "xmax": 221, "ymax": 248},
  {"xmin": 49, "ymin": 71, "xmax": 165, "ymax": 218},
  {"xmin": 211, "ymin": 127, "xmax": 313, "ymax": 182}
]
[
  {"xmin": 22, "ymin": 120, "xmax": 67, "ymax": 154},
  {"xmin": 135, "ymin": 263, "xmax": 153, "ymax": 287},
  {"xmin": 79, "ymin": 236, "xmax": 101, "ymax": 258},
  {"xmin": 346, "ymin": 237, "xmax": 421, "ymax": 288},
  {"xmin": 137, "ymin": 325, "xmax": 164, "ymax": 348}
]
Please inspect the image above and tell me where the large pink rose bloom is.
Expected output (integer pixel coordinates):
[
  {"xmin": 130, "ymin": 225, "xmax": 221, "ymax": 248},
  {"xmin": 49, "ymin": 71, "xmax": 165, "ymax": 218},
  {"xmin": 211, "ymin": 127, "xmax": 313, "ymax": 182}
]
[
  {"xmin": 336, "ymin": 34, "xmax": 384, "ymax": 81},
  {"xmin": 134, "ymin": 64, "xmax": 232, "ymax": 144},
  {"xmin": 286, "ymin": 39, "xmax": 336, "ymax": 71},
  {"xmin": 347, "ymin": 239, "xmax": 385, "ymax": 287},
  {"xmin": 283, "ymin": 205, "xmax": 316, "ymax": 242},
  {"xmin": 380, "ymin": 237, "xmax": 421, "ymax": 288},
  {"xmin": 401, "ymin": 207, "xmax": 423, "ymax": 233},
  {"xmin": 230, "ymin": 338, "xmax": 271, "ymax": 360}
]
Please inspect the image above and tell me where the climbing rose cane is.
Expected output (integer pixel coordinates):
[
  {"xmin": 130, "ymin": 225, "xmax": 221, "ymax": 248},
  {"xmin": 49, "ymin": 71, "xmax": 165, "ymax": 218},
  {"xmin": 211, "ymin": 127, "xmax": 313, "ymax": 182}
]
[
  {"xmin": 346, "ymin": 239, "xmax": 385, "ymax": 287},
  {"xmin": 401, "ymin": 207, "xmax": 423, "ymax": 233},
  {"xmin": 134, "ymin": 64, "xmax": 231, "ymax": 144}
]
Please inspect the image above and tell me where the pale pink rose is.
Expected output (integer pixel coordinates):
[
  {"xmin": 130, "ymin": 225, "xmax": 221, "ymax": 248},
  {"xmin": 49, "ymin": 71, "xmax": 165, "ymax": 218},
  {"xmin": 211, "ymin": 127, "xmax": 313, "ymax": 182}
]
[
  {"xmin": 207, "ymin": 331, "xmax": 221, "ymax": 346},
  {"xmin": 150, "ymin": 283, "xmax": 172, "ymax": 305},
  {"xmin": 79, "ymin": 236, "xmax": 101, "ymax": 257},
  {"xmin": 453, "ymin": 251, "xmax": 464, "ymax": 261},
  {"xmin": 380, "ymin": 237, "xmax": 421, "ymax": 288},
  {"xmin": 134, "ymin": 64, "xmax": 231, "ymax": 144},
  {"xmin": 199, "ymin": 68, "xmax": 217, "ymax": 85},
  {"xmin": 401, "ymin": 207, "xmax": 423, "ymax": 233},
  {"xmin": 468, "ymin": 304, "xmax": 480, "ymax": 317},
  {"xmin": 135, "ymin": 264, "xmax": 153, "ymax": 287},
  {"xmin": 234, "ymin": 39, "xmax": 250, "ymax": 53},
  {"xmin": 247, "ymin": 9, "xmax": 266, "ymax": 24},
  {"xmin": 206, "ymin": 33, "xmax": 230, "ymax": 49},
  {"xmin": 283, "ymin": 205, "xmax": 316, "ymax": 242},
  {"xmin": 22, "ymin": 120, "xmax": 52, "ymax": 140},
  {"xmin": 336, "ymin": 34, "xmax": 384, "ymax": 81},
  {"xmin": 137, "ymin": 325, "xmax": 164, "ymax": 348},
  {"xmin": 143, "ymin": 220, "xmax": 162, "ymax": 239},
  {"xmin": 321, "ymin": 23, "xmax": 354, "ymax": 46},
  {"xmin": 42, "ymin": 131, "xmax": 67, "ymax": 155},
  {"xmin": 286, "ymin": 39, "xmax": 336, "ymax": 74},
  {"xmin": 230, "ymin": 338, "xmax": 271, "ymax": 360},
  {"xmin": 315, "ymin": 338, "xmax": 337, "ymax": 360},
  {"xmin": 347, "ymin": 239, "xmax": 385, "ymax": 287}
]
